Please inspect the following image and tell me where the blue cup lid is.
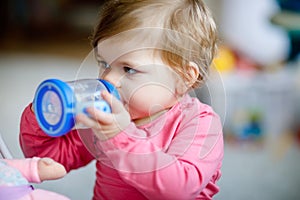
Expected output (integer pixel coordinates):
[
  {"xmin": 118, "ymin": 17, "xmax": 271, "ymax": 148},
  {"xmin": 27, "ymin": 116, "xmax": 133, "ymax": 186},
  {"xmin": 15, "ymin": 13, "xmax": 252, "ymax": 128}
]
[{"xmin": 34, "ymin": 79, "xmax": 75, "ymax": 137}]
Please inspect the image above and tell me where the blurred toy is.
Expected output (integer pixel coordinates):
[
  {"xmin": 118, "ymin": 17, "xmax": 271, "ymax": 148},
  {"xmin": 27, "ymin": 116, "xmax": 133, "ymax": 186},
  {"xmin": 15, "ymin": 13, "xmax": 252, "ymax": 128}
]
[
  {"xmin": 272, "ymin": 0, "xmax": 300, "ymax": 61},
  {"xmin": 213, "ymin": 46, "xmax": 236, "ymax": 73},
  {"xmin": 221, "ymin": 0, "xmax": 290, "ymax": 66},
  {"xmin": 231, "ymin": 108, "xmax": 263, "ymax": 141},
  {"xmin": 241, "ymin": 110, "xmax": 263, "ymax": 140},
  {"xmin": 213, "ymin": 45, "xmax": 261, "ymax": 75},
  {"xmin": 0, "ymin": 134, "xmax": 69, "ymax": 200},
  {"xmin": 276, "ymin": 0, "xmax": 300, "ymax": 12}
]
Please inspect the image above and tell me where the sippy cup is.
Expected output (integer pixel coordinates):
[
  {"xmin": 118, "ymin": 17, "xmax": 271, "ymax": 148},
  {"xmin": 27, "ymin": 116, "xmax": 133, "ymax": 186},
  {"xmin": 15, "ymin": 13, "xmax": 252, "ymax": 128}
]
[{"xmin": 33, "ymin": 79, "xmax": 120, "ymax": 137}]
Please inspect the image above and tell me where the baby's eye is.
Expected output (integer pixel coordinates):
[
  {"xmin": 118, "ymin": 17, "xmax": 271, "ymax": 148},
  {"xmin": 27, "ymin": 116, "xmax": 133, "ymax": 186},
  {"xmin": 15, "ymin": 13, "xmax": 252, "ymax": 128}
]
[
  {"xmin": 124, "ymin": 66, "xmax": 137, "ymax": 74},
  {"xmin": 98, "ymin": 61, "xmax": 110, "ymax": 70}
]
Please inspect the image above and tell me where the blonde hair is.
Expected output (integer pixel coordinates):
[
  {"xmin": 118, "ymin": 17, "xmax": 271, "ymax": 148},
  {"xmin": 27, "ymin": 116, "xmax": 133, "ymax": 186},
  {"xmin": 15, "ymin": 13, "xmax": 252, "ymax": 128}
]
[{"xmin": 92, "ymin": 0, "xmax": 218, "ymax": 88}]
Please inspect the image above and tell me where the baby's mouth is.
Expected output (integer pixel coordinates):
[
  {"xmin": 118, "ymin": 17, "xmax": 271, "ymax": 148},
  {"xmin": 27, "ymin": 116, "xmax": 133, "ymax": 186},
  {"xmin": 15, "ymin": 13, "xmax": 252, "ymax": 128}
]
[{"xmin": 122, "ymin": 100, "xmax": 129, "ymax": 111}]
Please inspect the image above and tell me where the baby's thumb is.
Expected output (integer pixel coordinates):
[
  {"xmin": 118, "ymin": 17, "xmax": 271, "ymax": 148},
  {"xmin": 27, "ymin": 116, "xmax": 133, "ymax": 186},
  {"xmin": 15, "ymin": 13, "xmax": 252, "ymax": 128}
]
[{"xmin": 40, "ymin": 157, "xmax": 54, "ymax": 165}]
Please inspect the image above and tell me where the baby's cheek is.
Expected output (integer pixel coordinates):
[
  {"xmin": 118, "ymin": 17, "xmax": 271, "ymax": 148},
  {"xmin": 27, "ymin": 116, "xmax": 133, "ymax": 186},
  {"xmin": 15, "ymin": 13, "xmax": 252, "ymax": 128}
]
[
  {"xmin": 127, "ymin": 99, "xmax": 150, "ymax": 120},
  {"xmin": 127, "ymin": 85, "xmax": 176, "ymax": 118}
]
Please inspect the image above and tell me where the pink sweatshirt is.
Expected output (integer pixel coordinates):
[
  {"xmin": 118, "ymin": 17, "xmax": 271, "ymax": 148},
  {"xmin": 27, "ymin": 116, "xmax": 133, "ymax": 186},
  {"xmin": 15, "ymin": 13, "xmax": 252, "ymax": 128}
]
[{"xmin": 20, "ymin": 94, "xmax": 224, "ymax": 200}]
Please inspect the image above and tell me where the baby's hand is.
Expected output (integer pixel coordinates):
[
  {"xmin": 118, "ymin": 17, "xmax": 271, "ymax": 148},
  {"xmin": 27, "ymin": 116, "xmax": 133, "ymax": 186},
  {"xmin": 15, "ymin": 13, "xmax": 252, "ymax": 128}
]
[
  {"xmin": 76, "ymin": 90, "xmax": 131, "ymax": 141},
  {"xmin": 38, "ymin": 158, "xmax": 66, "ymax": 181}
]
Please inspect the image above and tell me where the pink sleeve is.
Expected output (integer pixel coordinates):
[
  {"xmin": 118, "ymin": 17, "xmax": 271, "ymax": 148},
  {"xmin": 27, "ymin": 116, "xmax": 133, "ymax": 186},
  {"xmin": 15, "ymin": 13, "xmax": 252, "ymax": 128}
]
[
  {"xmin": 19, "ymin": 104, "xmax": 94, "ymax": 172},
  {"xmin": 4, "ymin": 157, "xmax": 41, "ymax": 183},
  {"xmin": 97, "ymin": 105, "xmax": 224, "ymax": 199}
]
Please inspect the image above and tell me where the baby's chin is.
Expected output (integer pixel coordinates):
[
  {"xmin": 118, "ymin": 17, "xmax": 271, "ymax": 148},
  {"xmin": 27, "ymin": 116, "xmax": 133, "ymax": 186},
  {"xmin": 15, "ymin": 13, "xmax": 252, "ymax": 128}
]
[
  {"xmin": 130, "ymin": 112, "xmax": 151, "ymax": 126},
  {"xmin": 132, "ymin": 109, "xmax": 169, "ymax": 127}
]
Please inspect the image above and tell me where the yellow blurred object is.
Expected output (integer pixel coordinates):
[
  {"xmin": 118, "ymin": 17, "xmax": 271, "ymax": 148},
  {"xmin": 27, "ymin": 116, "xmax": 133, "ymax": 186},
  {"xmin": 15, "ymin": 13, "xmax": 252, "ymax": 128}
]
[{"xmin": 213, "ymin": 46, "xmax": 236, "ymax": 73}]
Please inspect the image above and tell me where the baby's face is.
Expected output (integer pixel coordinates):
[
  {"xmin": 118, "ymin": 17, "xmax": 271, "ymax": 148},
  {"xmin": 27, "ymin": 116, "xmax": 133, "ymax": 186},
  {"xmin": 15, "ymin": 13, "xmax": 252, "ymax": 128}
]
[{"xmin": 96, "ymin": 38, "xmax": 182, "ymax": 122}]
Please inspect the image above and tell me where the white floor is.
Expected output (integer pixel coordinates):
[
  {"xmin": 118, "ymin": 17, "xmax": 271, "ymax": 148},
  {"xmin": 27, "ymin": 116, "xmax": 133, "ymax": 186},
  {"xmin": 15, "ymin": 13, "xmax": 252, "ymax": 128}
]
[
  {"xmin": 1, "ymin": 54, "xmax": 300, "ymax": 200},
  {"xmin": 216, "ymin": 142, "xmax": 300, "ymax": 200}
]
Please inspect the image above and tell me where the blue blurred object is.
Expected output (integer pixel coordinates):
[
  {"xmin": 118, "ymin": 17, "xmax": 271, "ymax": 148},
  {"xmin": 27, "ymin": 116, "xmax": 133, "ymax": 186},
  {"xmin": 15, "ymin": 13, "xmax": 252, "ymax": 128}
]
[
  {"xmin": 273, "ymin": 0, "xmax": 300, "ymax": 61},
  {"xmin": 277, "ymin": 0, "xmax": 300, "ymax": 12}
]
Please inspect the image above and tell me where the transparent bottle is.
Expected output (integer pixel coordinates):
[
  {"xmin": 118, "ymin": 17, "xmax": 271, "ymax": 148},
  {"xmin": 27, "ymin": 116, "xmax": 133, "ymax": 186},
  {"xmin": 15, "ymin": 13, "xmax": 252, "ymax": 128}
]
[{"xmin": 33, "ymin": 79, "xmax": 120, "ymax": 137}]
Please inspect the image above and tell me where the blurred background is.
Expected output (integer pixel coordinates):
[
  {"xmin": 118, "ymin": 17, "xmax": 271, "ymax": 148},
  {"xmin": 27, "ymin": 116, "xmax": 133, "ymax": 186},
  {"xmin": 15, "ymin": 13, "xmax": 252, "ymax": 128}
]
[{"xmin": 0, "ymin": 0, "xmax": 300, "ymax": 199}]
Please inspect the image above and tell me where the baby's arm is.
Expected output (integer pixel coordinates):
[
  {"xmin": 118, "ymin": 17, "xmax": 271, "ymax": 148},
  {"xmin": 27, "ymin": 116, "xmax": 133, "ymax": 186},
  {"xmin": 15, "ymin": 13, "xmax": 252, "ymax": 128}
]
[{"xmin": 20, "ymin": 103, "xmax": 94, "ymax": 172}]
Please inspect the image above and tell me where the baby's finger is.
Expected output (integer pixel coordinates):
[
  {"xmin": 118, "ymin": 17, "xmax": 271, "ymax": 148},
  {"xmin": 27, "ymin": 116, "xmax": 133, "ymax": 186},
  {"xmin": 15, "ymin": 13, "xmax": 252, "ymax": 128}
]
[
  {"xmin": 76, "ymin": 113, "xmax": 102, "ymax": 129},
  {"xmin": 85, "ymin": 107, "xmax": 114, "ymax": 125}
]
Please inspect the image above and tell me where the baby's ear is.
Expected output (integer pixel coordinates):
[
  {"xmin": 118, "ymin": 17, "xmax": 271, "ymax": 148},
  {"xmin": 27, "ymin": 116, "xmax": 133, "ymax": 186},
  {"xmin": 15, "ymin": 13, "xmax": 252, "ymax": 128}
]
[
  {"xmin": 185, "ymin": 61, "xmax": 200, "ymax": 88},
  {"xmin": 175, "ymin": 62, "xmax": 200, "ymax": 95}
]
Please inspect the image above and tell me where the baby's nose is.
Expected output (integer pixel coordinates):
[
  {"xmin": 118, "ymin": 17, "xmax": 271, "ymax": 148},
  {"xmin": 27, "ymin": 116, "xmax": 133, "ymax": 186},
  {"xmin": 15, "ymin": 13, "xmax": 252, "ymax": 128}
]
[{"xmin": 102, "ymin": 72, "xmax": 121, "ymax": 88}]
